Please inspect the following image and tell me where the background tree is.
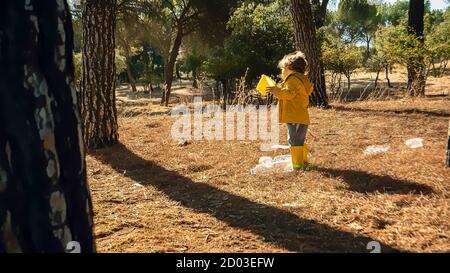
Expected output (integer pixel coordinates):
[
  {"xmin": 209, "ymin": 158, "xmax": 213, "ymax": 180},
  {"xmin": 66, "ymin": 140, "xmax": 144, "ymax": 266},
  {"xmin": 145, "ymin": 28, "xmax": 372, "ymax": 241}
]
[
  {"xmin": 407, "ymin": 0, "xmax": 426, "ymax": 96},
  {"xmin": 335, "ymin": 0, "xmax": 382, "ymax": 59},
  {"xmin": 0, "ymin": 0, "xmax": 95, "ymax": 252},
  {"xmin": 180, "ymin": 51, "xmax": 206, "ymax": 88},
  {"xmin": 379, "ymin": 0, "xmax": 410, "ymax": 26},
  {"xmin": 142, "ymin": 0, "xmax": 201, "ymax": 106},
  {"xmin": 80, "ymin": 0, "xmax": 119, "ymax": 149},
  {"xmin": 116, "ymin": 2, "xmax": 142, "ymax": 92},
  {"xmin": 202, "ymin": 1, "xmax": 294, "ymax": 108},
  {"xmin": 291, "ymin": 0, "xmax": 328, "ymax": 108},
  {"xmin": 426, "ymin": 9, "xmax": 450, "ymax": 77},
  {"xmin": 311, "ymin": 0, "xmax": 331, "ymax": 29},
  {"xmin": 225, "ymin": 1, "xmax": 295, "ymax": 82},
  {"xmin": 365, "ymin": 51, "xmax": 387, "ymax": 88},
  {"xmin": 322, "ymin": 29, "xmax": 363, "ymax": 94}
]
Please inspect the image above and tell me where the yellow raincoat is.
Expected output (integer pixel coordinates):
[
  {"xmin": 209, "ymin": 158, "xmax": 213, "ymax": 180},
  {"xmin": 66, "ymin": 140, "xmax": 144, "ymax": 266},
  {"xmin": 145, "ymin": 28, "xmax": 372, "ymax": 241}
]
[{"xmin": 271, "ymin": 72, "xmax": 314, "ymax": 125}]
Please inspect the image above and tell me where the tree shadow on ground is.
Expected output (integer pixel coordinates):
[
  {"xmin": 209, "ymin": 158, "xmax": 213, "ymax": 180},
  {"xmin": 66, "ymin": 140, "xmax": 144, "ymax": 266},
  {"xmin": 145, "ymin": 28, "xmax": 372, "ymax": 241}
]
[
  {"xmin": 318, "ymin": 168, "xmax": 434, "ymax": 195},
  {"xmin": 331, "ymin": 105, "xmax": 450, "ymax": 118},
  {"xmin": 91, "ymin": 143, "xmax": 402, "ymax": 253}
]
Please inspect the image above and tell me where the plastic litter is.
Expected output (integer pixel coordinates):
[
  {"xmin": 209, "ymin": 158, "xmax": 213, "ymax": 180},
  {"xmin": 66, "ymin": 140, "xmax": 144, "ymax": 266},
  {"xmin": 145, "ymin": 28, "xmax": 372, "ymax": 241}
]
[
  {"xmin": 259, "ymin": 156, "xmax": 274, "ymax": 167},
  {"xmin": 405, "ymin": 138, "xmax": 424, "ymax": 149},
  {"xmin": 256, "ymin": 74, "xmax": 276, "ymax": 95},
  {"xmin": 364, "ymin": 145, "xmax": 390, "ymax": 155},
  {"xmin": 251, "ymin": 155, "xmax": 293, "ymax": 175}
]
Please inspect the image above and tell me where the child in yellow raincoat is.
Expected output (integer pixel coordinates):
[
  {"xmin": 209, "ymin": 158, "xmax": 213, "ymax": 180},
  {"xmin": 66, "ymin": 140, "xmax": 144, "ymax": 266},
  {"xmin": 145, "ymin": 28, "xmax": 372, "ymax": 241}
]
[{"xmin": 266, "ymin": 51, "xmax": 314, "ymax": 170}]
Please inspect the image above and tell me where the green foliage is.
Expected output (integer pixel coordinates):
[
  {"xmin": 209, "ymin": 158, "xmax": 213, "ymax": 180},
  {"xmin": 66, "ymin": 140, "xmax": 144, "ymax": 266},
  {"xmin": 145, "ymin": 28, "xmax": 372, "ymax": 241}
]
[
  {"xmin": 180, "ymin": 53, "xmax": 206, "ymax": 75},
  {"xmin": 134, "ymin": 45, "xmax": 164, "ymax": 85},
  {"xmin": 203, "ymin": 47, "xmax": 241, "ymax": 82},
  {"xmin": 72, "ymin": 0, "xmax": 450, "ymax": 92},
  {"xmin": 335, "ymin": 0, "xmax": 382, "ymax": 44},
  {"xmin": 424, "ymin": 10, "xmax": 445, "ymax": 35},
  {"xmin": 321, "ymin": 29, "xmax": 363, "ymax": 79},
  {"xmin": 426, "ymin": 9, "xmax": 450, "ymax": 74},
  {"xmin": 378, "ymin": 0, "xmax": 409, "ymax": 26},
  {"xmin": 378, "ymin": 0, "xmax": 431, "ymax": 26},
  {"xmin": 72, "ymin": 18, "xmax": 82, "ymax": 53},
  {"xmin": 203, "ymin": 0, "xmax": 294, "ymax": 83},
  {"xmin": 115, "ymin": 50, "xmax": 128, "ymax": 76},
  {"xmin": 365, "ymin": 50, "xmax": 386, "ymax": 73},
  {"xmin": 375, "ymin": 24, "xmax": 429, "ymax": 69},
  {"xmin": 370, "ymin": 8, "xmax": 450, "ymax": 79}
]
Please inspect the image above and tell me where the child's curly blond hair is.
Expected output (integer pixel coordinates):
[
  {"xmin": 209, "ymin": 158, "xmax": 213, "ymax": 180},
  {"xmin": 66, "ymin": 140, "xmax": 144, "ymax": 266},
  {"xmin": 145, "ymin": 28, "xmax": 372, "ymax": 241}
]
[{"xmin": 278, "ymin": 51, "xmax": 309, "ymax": 74}]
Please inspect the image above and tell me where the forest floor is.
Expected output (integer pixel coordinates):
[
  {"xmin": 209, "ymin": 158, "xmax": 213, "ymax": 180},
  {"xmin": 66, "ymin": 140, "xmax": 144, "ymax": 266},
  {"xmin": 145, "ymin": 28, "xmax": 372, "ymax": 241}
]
[{"xmin": 87, "ymin": 70, "xmax": 450, "ymax": 253}]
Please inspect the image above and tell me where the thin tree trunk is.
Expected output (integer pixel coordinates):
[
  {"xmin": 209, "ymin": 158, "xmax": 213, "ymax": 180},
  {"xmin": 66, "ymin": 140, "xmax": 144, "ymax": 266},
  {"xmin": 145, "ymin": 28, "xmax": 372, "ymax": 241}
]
[
  {"xmin": 431, "ymin": 61, "xmax": 437, "ymax": 77},
  {"xmin": 385, "ymin": 65, "xmax": 392, "ymax": 88},
  {"xmin": 366, "ymin": 36, "xmax": 371, "ymax": 60},
  {"xmin": 192, "ymin": 68, "xmax": 199, "ymax": 89},
  {"xmin": 221, "ymin": 79, "xmax": 228, "ymax": 111},
  {"xmin": 149, "ymin": 82, "xmax": 154, "ymax": 95},
  {"xmin": 122, "ymin": 40, "xmax": 137, "ymax": 92},
  {"xmin": 0, "ymin": 0, "xmax": 95, "ymax": 252},
  {"xmin": 374, "ymin": 69, "xmax": 380, "ymax": 88},
  {"xmin": 176, "ymin": 63, "xmax": 181, "ymax": 80},
  {"xmin": 161, "ymin": 28, "xmax": 183, "ymax": 107},
  {"xmin": 290, "ymin": 0, "xmax": 328, "ymax": 108},
  {"xmin": 346, "ymin": 73, "xmax": 351, "ymax": 92},
  {"xmin": 126, "ymin": 59, "xmax": 137, "ymax": 92},
  {"xmin": 440, "ymin": 60, "xmax": 448, "ymax": 77},
  {"xmin": 81, "ymin": 0, "xmax": 118, "ymax": 149}
]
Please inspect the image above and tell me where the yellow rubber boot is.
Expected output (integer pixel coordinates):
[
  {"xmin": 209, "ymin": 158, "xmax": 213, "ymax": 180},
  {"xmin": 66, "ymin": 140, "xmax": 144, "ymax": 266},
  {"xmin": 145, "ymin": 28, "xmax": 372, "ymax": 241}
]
[
  {"xmin": 303, "ymin": 144, "xmax": 308, "ymax": 164},
  {"xmin": 290, "ymin": 146, "xmax": 305, "ymax": 170}
]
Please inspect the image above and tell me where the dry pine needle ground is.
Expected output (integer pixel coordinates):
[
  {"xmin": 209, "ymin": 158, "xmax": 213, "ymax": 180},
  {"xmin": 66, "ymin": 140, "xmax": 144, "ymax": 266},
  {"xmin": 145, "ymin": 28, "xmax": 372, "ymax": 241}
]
[{"xmin": 88, "ymin": 86, "xmax": 449, "ymax": 253}]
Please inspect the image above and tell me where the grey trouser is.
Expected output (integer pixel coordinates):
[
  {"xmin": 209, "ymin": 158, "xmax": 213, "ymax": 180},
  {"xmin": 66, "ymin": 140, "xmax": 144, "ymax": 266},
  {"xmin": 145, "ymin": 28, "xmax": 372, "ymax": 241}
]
[{"xmin": 287, "ymin": 124, "xmax": 308, "ymax": 146}]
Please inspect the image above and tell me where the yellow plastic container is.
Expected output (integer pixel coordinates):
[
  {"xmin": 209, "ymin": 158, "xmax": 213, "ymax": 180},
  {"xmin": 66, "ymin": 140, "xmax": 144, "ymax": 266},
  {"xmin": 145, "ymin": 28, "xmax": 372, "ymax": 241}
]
[{"xmin": 256, "ymin": 74, "xmax": 276, "ymax": 95}]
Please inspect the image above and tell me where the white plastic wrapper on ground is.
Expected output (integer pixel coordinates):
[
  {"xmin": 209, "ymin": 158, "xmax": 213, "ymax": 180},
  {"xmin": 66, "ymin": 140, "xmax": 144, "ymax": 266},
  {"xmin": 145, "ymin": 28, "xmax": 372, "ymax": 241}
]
[
  {"xmin": 251, "ymin": 155, "xmax": 293, "ymax": 175},
  {"xmin": 364, "ymin": 145, "xmax": 390, "ymax": 156},
  {"xmin": 405, "ymin": 138, "xmax": 424, "ymax": 149}
]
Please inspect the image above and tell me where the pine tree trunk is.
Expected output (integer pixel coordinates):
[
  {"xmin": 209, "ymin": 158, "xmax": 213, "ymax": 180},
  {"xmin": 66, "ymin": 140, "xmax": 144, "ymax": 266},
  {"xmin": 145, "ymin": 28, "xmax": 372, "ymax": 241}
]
[
  {"xmin": 80, "ymin": 0, "xmax": 118, "ymax": 149},
  {"xmin": 0, "ymin": 0, "xmax": 95, "ymax": 252},
  {"xmin": 407, "ymin": 0, "xmax": 426, "ymax": 96},
  {"xmin": 290, "ymin": 0, "xmax": 328, "ymax": 108}
]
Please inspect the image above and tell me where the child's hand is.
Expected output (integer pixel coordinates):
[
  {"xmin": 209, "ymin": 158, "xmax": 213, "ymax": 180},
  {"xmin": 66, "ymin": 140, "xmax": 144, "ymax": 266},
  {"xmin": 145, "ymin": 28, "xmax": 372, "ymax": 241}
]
[{"xmin": 265, "ymin": 86, "xmax": 278, "ymax": 94}]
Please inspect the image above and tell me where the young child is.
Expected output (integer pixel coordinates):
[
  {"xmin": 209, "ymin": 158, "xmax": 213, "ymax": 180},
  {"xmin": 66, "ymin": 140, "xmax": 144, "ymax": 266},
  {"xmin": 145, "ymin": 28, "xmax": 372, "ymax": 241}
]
[{"xmin": 266, "ymin": 51, "xmax": 314, "ymax": 170}]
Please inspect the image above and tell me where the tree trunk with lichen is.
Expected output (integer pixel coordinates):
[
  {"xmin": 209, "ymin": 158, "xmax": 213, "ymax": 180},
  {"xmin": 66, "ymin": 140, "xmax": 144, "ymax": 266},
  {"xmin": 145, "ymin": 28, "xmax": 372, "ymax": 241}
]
[
  {"xmin": 290, "ymin": 0, "xmax": 328, "ymax": 108},
  {"xmin": 0, "ymin": 0, "xmax": 95, "ymax": 253},
  {"xmin": 80, "ymin": 0, "xmax": 118, "ymax": 149}
]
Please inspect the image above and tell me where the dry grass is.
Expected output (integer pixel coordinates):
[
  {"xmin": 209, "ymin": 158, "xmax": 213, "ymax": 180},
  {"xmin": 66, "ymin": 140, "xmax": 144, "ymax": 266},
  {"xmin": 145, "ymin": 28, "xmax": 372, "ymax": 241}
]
[{"xmin": 88, "ymin": 74, "xmax": 450, "ymax": 253}]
